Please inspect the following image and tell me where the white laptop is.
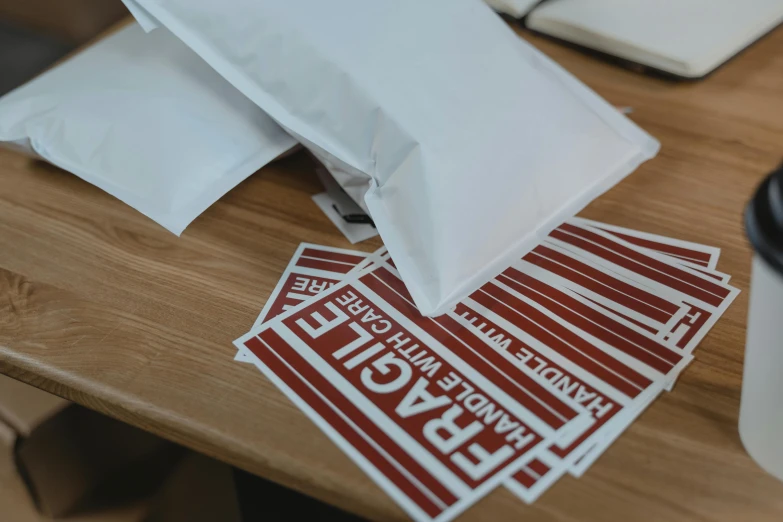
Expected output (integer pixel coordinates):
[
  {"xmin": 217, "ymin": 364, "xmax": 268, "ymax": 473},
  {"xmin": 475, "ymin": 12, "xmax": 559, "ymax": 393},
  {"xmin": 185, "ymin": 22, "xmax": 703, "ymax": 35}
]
[{"xmin": 525, "ymin": 0, "xmax": 783, "ymax": 78}]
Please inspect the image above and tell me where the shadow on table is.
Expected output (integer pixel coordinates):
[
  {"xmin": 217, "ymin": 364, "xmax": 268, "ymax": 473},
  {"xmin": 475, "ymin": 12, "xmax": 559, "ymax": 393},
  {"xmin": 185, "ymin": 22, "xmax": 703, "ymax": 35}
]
[{"xmin": 233, "ymin": 468, "xmax": 366, "ymax": 522}]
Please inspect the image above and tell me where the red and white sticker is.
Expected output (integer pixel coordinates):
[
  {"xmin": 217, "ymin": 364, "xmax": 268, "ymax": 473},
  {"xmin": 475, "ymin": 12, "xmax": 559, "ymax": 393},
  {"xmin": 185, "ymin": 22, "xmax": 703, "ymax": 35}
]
[
  {"xmin": 360, "ymin": 264, "xmax": 593, "ymax": 446},
  {"xmin": 235, "ymin": 244, "xmax": 369, "ymax": 362},
  {"xmin": 236, "ymin": 262, "xmax": 592, "ymax": 522},
  {"xmin": 515, "ymin": 230, "xmax": 735, "ymax": 396},
  {"xmin": 445, "ymin": 265, "xmax": 691, "ymax": 500},
  {"xmin": 575, "ymin": 218, "xmax": 730, "ymax": 284},
  {"xmin": 254, "ymin": 244, "xmax": 371, "ymax": 327},
  {"xmin": 363, "ymin": 260, "xmax": 692, "ymax": 500},
  {"xmin": 542, "ymin": 222, "xmax": 739, "ymax": 355},
  {"xmin": 574, "ymin": 218, "xmax": 721, "ymax": 271},
  {"xmin": 519, "ymin": 223, "xmax": 739, "ymax": 474},
  {"xmin": 519, "ymin": 243, "xmax": 697, "ymax": 351},
  {"xmin": 237, "ymin": 223, "xmax": 734, "ymax": 504}
]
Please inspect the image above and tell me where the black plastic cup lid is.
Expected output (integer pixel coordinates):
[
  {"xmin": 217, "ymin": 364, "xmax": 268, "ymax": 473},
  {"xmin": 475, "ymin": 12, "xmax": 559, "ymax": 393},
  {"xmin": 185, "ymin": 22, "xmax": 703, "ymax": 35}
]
[{"xmin": 745, "ymin": 163, "xmax": 783, "ymax": 275}]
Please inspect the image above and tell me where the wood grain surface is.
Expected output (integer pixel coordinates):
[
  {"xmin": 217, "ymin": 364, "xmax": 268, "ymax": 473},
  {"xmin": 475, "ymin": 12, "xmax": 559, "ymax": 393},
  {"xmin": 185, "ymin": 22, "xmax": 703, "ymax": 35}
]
[{"xmin": 1, "ymin": 19, "xmax": 783, "ymax": 522}]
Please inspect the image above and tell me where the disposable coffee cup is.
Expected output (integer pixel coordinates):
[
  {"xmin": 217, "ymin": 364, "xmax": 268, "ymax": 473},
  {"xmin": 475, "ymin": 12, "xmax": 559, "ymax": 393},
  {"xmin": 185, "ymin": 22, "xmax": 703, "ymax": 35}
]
[{"xmin": 739, "ymin": 163, "xmax": 783, "ymax": 481}]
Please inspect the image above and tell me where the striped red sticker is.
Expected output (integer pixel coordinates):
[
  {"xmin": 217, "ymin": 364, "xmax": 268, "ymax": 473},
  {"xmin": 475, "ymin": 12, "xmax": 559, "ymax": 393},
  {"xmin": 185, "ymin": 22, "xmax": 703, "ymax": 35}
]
[
  {"xmin": 241, "ymin": 233, "xmax": 724, "ymax": 508},
  {"xmin": 596, "ymin": 230, "xmax": 712, "ymax": 267},
  {"xmin": 363, "ymin": 267, "xmax": 586, "ymax": 430},
  {"xmin": 256, "ymin": 244, "xmax": 369, "ymax": 327},
  {"xmin": 266, "ymin": 273, "xmax": 341, "ymax": 320},
  {"xmin": 551, "ymin": 224, "xmax": 731, "ymax": 306},
  {"xmin": 240, "ymin": 264, "xmax": 588, "ymax": 520},
  {"xmin": 246, "ymin": 332, "xmax": 457, "ymax": 518},
  {"xmin": 542, "ymin": 224, "xmax": 735, "ymax": 351}
]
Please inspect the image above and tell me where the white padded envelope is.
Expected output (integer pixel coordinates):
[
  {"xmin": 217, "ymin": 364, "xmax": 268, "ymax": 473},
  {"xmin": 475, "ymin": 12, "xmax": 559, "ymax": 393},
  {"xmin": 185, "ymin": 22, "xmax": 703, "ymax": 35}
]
[
  {"xmin": 126, "ymin": 0, "xmax": 659, "ymax": 315},
  {"xmin": 0, "ymin": 23, "xmax": 296, "ymax": 235}
]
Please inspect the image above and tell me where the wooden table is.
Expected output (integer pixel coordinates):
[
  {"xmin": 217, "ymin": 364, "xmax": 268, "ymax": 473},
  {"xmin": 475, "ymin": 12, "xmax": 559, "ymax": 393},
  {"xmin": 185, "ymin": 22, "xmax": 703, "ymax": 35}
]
[{"xmin": 2, "ymin": 21, "xmax": 783, "ymax": 521}]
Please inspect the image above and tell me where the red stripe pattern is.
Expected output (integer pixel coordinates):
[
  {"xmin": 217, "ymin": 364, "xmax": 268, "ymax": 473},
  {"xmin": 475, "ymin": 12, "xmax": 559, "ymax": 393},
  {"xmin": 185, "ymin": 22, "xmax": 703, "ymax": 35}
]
[
  {"xmin": 267, "ymin": 273, "xmax": 340, "ymax": 321},
  {"xmin": 365, "ymin": 267, "xmax": 584, "ymax": 429},
  {"xmin": 527, "ymin": 459, "xmax": 550, "ymax": 477},
  {"xmin": 551, "ymin": 224, "xmax": 730, "ymax": 306},
  {"xmin": 296, "ymin": 256, "xmax": 357, "ymax": 274},
  {"xmin": 527, "ymin": 246, "xmax": 680, "ymax": 323},
  {"xmin": 497, "ymin": 268, "xmax": 682, "ymax": 372},
  {"xmin": 454, "ymin": 300, "xmax": 622, "ymax": 459},
  {"xmin": 276, "ymin": 281, "xmax": 545, "ymax": 490},
  {"xmin": 301, "ymin": 247, "xmax": 368, "ymax": 265},
  {"xmin": 601, "ymin": 230, "xmax": 712, "ymax": 267},
  {"xmin": 247, "ymin": 333, "xmax": 455, "ymax": 518}
]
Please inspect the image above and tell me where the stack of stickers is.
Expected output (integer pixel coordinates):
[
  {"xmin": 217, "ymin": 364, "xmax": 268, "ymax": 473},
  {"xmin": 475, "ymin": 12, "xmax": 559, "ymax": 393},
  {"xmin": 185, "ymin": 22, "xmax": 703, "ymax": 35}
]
[{"xmin": 234, "ymin": 217, "xmax": 738, "ymax": 521}]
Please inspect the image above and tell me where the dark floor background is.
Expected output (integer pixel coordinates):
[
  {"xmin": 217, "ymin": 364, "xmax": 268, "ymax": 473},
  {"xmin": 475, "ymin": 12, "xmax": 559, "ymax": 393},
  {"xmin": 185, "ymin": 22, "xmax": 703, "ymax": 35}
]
[{"xmin": 0, "ymin": 20, "xmax": 70, "ymax": 96}]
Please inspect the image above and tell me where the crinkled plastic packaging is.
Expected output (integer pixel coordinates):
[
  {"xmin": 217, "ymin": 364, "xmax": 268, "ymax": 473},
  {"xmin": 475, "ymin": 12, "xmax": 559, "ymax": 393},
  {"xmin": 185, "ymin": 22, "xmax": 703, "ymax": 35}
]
[
  {"xmin": 125, "ymin": 0, "xmax": 659, "ymax": 314},
  {"xmin": 0, "ymin": 23, "xmax": 296, "ymax": 235}
]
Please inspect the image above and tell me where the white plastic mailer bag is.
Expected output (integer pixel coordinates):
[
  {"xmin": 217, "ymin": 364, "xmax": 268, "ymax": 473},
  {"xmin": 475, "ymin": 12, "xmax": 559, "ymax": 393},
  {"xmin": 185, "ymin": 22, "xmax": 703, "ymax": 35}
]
[
  {"xmin": 484, "ymin": 0, "xmax": 540, "ymax": 18},
  {"xmin": 125, "ymin": 0, "xmax": 659, "ymax": 315},
  {"xmin": 0, "ymin": 23, "xmax": 297, "ymax": 235}
]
